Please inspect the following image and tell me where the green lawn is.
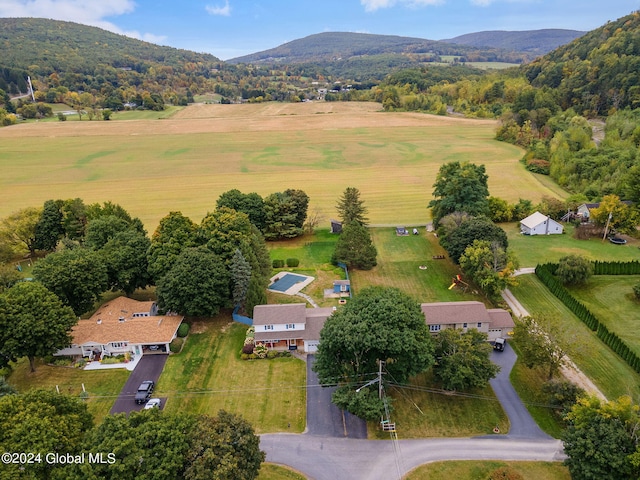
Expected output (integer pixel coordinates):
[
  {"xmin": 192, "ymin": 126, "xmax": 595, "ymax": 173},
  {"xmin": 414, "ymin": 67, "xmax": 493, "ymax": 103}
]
[
  {"xmin": 6, "ymin": 358, "xmax": 129, "ymax": 424},
  {"xmin": 371, "ymin": 372, "xmax": 508, "ymax": 439},
  {"xmin": 510, "ymin": 275, "xmax": 640, "ymax": 402},
  {"xmin": 155, "ymin": 314, "xmax": 306, "ymax": 434},
  {"xmin": 568, "ymin": 275, "xmax": 640, "ymax": 356},
  {"xmin": 258, "ymin": 464, "xmax": 307, "ymax": 480},
  {"xmin": 405, "ymin": 460, "xmax": 570, "ymax": 480},
  {"xmin": 505, "ymin": 223, "xmax": 640, "ymax": 267},
  {"xmin": 352, "ymin": 228, "xmax": 487, "ymax": 304},
  {"xmin": 0, "ymin": 102, "xmax": 557, "ymax": 232}
]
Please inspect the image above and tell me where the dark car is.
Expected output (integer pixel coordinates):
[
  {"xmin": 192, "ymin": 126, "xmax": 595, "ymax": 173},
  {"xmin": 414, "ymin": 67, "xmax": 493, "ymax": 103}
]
[{"xmin": 135, "ymin": 380, "xmax": 155, "ymax": 404}]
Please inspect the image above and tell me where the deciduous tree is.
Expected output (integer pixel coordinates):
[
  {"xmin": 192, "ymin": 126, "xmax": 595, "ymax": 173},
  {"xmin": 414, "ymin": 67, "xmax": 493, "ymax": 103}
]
[
  {"xmin": 0, "ymin": 282, "xmax": 77, "ymax": 372},
  {"xmin": 101, "ymin": 230, "xmax": 152, "ymax": 296},
  {"xmin": 33, "ymin": 247, "xmax": 108, "ymax": 316},
  {"xmin": 0, "ymin": 206, "xmax": 42, "ymax": 257},
  {"xmin": 459, "ymin": 239, "xmax": 518, "ymax": 300},
  {"xmin": 156, "ymin": 247, "xmax": 229, "ymax": 317},
  {"xmin": 0, "ymin": 390, "xmax": 93, "ymax": 479},
  {"xmin": 33, "ymin": 199, "xmax": 64, "ymax": 252},
  {"xmin": 556, "ymin": 254, "xmax": 593, "ymax": 285},
  {"xmin": 148, "ymin": 211, "xmax": 198, "ymax": 282},
  {"xmin": 216, "ymin": 189, "xmax": 266, "ymax": 231},
  {"xmin": 314, "ymin": 287, "xmax": 434, "ymax": 418},
  {"xmin": 513, "ymin": 316, "xmax": 567, "ymax": 380},
  {"xmin": 433, "ymin": 328, "xmax": 500, "ymax": 391},
  {"xmin": 442, "ymin": 216, "xmax": 508, "ymax": 264},
  {"xmin": 429, "ymin": 161, "xmax": 490, "ymax": 226}
]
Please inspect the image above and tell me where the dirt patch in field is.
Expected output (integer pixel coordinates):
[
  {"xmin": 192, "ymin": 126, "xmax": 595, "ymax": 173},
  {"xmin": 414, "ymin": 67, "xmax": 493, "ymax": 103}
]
[{"xmin": 0, "ymin": 102, "xmax": 497, "ymax": 139}]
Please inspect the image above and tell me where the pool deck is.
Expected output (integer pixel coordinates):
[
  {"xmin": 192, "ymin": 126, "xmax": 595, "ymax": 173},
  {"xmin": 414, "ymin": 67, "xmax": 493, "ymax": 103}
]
[{"xmin": 267, "ymin": 271, "xmax": 315, "ymax": 295}]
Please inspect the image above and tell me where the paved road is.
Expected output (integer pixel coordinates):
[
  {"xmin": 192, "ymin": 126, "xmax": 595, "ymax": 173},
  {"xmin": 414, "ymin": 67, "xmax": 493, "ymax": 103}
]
[
  {"xmin": 110, "ymin": 355, "xmax": 168, "ymax": 414},
  {"xmin": 489, "ymin": 343, "xmax": 551, "ymax": 439},
  {"xmin": 306, "ymin": 355, "xmax": 367, "ymax": 438},
  {"xmin": 260, "ymin": 434, "xmax": 565, "ymax": 480}
]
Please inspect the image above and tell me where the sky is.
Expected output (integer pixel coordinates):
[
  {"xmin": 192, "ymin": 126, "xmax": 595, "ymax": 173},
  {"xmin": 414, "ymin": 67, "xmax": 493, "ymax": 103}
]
[{"xmin": 0, "ymin": 0, "xmax": 638, "ymax": 60}]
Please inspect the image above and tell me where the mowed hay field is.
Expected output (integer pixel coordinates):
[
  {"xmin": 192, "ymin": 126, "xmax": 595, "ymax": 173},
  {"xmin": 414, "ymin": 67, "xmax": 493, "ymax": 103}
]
[{"xmin": 0, "ymin": 102, "xmax": 559, "ymax": 231}]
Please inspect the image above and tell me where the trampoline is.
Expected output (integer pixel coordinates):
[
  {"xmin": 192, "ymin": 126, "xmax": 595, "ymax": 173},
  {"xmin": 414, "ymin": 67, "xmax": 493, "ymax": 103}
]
[{"xmin": 268, "ymin": 273, "xmax": 309, "ymax": 292}]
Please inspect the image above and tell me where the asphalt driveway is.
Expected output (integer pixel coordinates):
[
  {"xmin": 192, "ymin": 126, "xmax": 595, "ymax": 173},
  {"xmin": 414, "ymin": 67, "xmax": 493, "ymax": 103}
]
[
  {"xmin": 306, "ymin": 354, "xmax": 367, "ymax": 438},
  {"xmin": 110, "ymin": 355, "xmax": 168, "ymax": 414},
  {"xmin": 489, "ymin": 342, "xmax": 551, "ymax": 439}
]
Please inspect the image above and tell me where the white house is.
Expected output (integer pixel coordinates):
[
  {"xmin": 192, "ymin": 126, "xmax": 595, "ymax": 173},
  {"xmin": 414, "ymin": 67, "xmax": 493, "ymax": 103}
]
[
  {"xmin": 253, "ymin": 303, "xmax": 334, "ymax": 353},
  {"xmin": 520, "ymin": 211, "xmax": 563, "ymax": 235},
  {"xmin": 55, "ymin": 297, "xmax": 183, "ymax": 360}
]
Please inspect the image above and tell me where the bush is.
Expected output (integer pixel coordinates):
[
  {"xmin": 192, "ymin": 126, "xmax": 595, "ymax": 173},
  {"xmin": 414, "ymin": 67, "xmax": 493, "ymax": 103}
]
[
  {"xmin": 286, "ymin": 258, "xmax": 300, "ymax": 267},
  {"xmin": 487, "ymin": 466, "xmax": 524, "ymax": 480},
  {"xmin": 253, "ymin": 343, "xmax": 268, "ymax": 359},
  {"xmin": 170, "ymin": 337, "xmax": 184, "ymax": 353},
  {"xmin": 634, "ymin": 283, "xmax": 640, "ymax": 300},
  {"xmin": 272, "ymin": 259, "xmax": 284, "ymax": 268},
  {"xmin": 242, "ymin": 342, "xmax": 255, "ymax": 354},
  {"xmin": 556, "ymin": 255, "xmax": 593, "ymax": 285},
  {"xmin": 177, "ymin": 322, "xmax": 190, "ymax": 338}
]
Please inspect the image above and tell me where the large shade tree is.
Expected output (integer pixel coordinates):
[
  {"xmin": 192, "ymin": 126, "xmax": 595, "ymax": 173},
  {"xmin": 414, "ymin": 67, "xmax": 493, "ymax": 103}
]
[
  {"xmin": 216, "ymin": 189, "xmax": 266, "ymax": 231},
  {"xmin": 429, "ymin": 161, "xmax": 490, "ymax": 226},
  {"xmin": 0, "ymin": 206, "xmax": 42, "ymax": 257},
  {"xmin": 0, "ymin": 282, "xmax": 77, "ymax": 372},
  {"xmin": 313, "ymin": 287, "xmax": 434, "ymax": 419},
  {"xmin": 156, "ymin": 247, "xmax": 229, "ymax": 317},
  {"xmin": 441, "ymin": 216, "xmax": 508, "ymax": 264},
  {"xmin": 0, "ymin": 390, "xmax": 93, "ymax": 479},
  {"xmin": 262, "ymin": 189, "xmax": 309, "ymax": 240},
  {"xmin": 33, "ymin": 247, "xmax": 108, "ymax": 316},
  {"xmin": 433, "ymin": 328, "xmax": 500, "ymax": 391},
  {"xmin": 147, "ymin": 211, "xmax": 198, "ymax": 282}
]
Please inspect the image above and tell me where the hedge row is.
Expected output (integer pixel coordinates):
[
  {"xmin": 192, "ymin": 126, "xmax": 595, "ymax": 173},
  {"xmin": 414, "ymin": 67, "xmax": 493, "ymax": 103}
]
[
  {"xmin": 535, "ymin": 263, "xmax": 640, "ymax": 374},
  {"xmin": 592, "ymin": 260, "xmax": 640, "ymax": 275},
  {"xmin": 272, "ymin": 258, "xmax": 300, "ymax": 268}
]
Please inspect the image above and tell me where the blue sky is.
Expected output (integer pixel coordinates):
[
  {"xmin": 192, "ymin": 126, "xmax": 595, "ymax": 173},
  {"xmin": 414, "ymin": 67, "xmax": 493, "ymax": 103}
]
[{"xmin": 0, "ymin": 0, "xmax": 638, "ymax": 59}]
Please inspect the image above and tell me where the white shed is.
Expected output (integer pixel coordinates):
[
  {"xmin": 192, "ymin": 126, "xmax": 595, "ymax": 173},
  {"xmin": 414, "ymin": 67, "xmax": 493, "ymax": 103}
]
[{"xmin": 520, "ymin": 211, "xmax": 564, "ymax": 235}]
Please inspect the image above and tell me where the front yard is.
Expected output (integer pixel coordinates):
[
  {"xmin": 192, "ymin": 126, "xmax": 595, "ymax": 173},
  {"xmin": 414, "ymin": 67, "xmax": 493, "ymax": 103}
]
[{"xmin": 155, "ymin": 313, "xmax": 306, "ymax": 434}]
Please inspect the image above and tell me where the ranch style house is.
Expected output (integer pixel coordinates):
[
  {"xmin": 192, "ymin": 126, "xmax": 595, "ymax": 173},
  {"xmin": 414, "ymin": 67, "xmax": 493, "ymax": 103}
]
[
  {"xmin": 253, "ymin": 301, "xmax": 515, "ymax": 352},
  {"xmin": 55, "ymin": 297, "xmax": 183, "ymax": 360}
]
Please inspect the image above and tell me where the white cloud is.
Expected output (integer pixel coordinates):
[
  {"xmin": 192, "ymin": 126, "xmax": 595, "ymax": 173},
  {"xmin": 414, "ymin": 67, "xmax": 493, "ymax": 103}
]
[
  {"xmin": 0, "ymin": 0, "xmax": 166, "ymax": 43},
  {"xmin": 470, "ymin": 0, "xmax": 494, "ymax": 5},
  {"xmin": 360, "ymin": 0, "xmax": 442, "ymax": 12},
  {"xmin": 206, "ymin": 0, "xmax": 231, "ymax": 16}
]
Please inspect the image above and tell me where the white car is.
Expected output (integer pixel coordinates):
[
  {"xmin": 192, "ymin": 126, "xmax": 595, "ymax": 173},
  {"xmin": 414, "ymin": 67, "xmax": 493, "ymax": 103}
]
[{"xmin": 144, "ymin": 398, "xmax": 161, "ymax": 409}]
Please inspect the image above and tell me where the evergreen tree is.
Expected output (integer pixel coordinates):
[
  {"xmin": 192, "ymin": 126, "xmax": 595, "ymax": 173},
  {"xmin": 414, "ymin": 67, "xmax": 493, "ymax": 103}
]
[
  {"xmin": 336, "ymin": 187, "xmax": 369, "ymax": 226},
  {"xmin": 230, "ymin": 248, "xmax": 251, "ymax": 311},
  {"xmin": 331, "ymin": 222, "xmax": 377, "ymax": 270}
]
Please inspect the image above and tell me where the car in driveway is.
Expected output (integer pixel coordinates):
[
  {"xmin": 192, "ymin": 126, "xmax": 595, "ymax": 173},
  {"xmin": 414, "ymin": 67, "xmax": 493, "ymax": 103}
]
[
  {"xmin": 144, "ymin": 398, "xmax": 161, "ymax": 409},
  {"xmin": 135, "ymin": 380, "xmax": 155, "ymax": 404}
]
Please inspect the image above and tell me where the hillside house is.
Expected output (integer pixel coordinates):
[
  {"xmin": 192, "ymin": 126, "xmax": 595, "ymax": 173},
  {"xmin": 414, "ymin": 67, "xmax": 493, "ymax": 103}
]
[
  {"xmin": 421, "ymin": 301, "xmax": 514, "ymax": 341},
  {"xmin": 253, "ymin": 303, "xmax": 334, "ymax": 353},
  {"xmin": 577, "ymin": 201, "xmax": 633, "ymax": 222},
  {"xmin": 55, "ymin": 297, "xmax": 183, "ymax": 360},
  {"xmin": 520, "ymin": 211, "xmax": 563, "ymax": 235}
]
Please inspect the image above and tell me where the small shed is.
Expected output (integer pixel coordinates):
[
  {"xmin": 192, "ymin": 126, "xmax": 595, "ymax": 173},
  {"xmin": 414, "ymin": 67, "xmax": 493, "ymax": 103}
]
[
  {"xmin": 520, "ymin": 211, "xmax": 563, "ymax": 235},
  {"xmin": 330, "ymin": 219, "xmax": 343, "ymax": 234},
  {"xmin": 333, "ymin": 280, "xmax": 350, "ymax": 294}
]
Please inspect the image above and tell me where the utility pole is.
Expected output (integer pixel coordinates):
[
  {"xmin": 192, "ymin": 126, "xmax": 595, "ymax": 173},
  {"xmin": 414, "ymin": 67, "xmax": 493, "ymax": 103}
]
[{"xmin": 378, "ymin": 360, "xmax": 385, "ymax": 399}]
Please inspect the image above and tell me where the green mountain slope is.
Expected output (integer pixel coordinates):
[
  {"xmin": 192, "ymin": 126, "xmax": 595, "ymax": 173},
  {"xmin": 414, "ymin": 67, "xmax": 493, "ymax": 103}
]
[
  {"xmin": 522, "ymin": 11, "xmax": 640, "ymax": 113},
  {"xmin": 227, "ymin": 31, "xmax": 531, "ymax": 65},
  {"xmin": 0, "ymin": 17, "xmax": 221, "ymax": 75},
  {"xmin": 443, "ymin": 29, "xmax": 585, "ymax": 55}
]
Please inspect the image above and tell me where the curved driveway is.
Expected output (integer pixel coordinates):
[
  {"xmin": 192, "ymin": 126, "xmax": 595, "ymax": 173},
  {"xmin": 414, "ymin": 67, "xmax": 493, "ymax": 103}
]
[{"xmin": 261, "ymin": 334, "xmax": 562, "ymax": 478}]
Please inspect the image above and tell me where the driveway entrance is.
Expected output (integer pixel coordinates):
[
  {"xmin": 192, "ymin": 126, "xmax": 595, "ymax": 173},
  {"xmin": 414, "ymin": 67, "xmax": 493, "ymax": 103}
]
[{"xmin": 110, "ymin": 355, "xmax": 168, "ymax": 414}]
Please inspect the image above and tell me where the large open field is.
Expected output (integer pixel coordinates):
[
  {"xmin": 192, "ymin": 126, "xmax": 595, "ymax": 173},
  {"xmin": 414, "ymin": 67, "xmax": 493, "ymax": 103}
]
[{"xmin": 0, "ymin": 102, "xmax": 561, "ymax": 232}]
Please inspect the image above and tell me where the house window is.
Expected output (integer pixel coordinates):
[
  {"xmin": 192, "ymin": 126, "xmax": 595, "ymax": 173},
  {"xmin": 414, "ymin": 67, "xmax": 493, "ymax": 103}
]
[
  {"xmin": 429, "ymin": 324, "xmax": 441, "ymax": 332},
  {"xmin": 477, "ymin": 322, "xmax": 482, "ymax": 328},
  {"xmin": 286, "ymin": 324, "xmax": 295, "ymax": 330},
  {"xmin": 463, "ymin": 323, "xmax": 467, "ymax": 328},
  {"xmin": 111, "ymin": 342, "xmax": 128, "ymax": 348},
  {"xmin": 264, "ymin": 325, "xmax": 273, "ymax": 330}
]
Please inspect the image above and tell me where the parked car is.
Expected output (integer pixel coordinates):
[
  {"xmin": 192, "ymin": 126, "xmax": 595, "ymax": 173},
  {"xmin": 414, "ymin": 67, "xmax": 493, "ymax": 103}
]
[
  {"xmin": 135, "ymin": 380, "xmax": 155, "ymax": 404},
  {"xmin": 144, "ymin": 398, "xmax": 161, "ymax": 409},
  {"xmin": 493, "ymin": 338, "xmax": 506, "ymax": 352}
]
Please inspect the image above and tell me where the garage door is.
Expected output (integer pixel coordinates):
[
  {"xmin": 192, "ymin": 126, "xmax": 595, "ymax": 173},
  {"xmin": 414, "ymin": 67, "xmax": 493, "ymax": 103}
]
[{"xmin": 305, "ymin": 341, "xmax": 319, "ymax": 353}]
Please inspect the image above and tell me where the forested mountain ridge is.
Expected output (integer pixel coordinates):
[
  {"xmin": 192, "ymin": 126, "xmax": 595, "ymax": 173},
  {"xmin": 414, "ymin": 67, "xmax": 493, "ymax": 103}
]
[
  {"xmin": 227, "ymin": 31, "xmax": 533, "ymax": 65},
  {"xmin": 523, "ymin": 11, "xmax": 640, "ymax": 114},
  {"xmin": 443, "ymin": 29, "xmax": 585, "ymax": 55}
]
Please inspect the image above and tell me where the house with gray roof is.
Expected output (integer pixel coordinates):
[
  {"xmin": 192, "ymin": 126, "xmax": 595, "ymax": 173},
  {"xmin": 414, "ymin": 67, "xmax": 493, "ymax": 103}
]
[
  {"xmin": 253, "ymin": 303, "xmax": 334, "ymax": 353},
  {"xmin": 520, "ymin": 211, "xmax": 563, "ymax": 235},
  {"xmin": 421, "ymin": 301, "xmax": 514, "ymax": 340}
]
